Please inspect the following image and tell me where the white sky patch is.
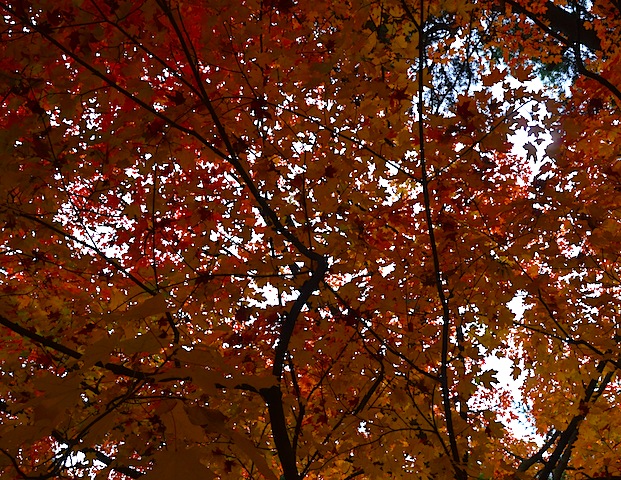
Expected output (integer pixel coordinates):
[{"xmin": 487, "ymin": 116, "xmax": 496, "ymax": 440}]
[
  {"xmin": 483, "ymin": 293, "xmax": 543, "ymax": 445},
  {"xmin": 475, "ymin": 74, "xmax": 564, "ymax": 445}
]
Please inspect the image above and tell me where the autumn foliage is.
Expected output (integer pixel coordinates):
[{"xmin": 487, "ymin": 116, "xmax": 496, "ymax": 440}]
[{"xmin": 1, "ymin": 0, "xmax": 621, "ymax": 478}]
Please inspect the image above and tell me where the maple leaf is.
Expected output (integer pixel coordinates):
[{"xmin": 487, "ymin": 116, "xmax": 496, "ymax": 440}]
[
  {"xmin": 390, "ymin": 86, "xmax": 410, "ymax": 111},
  {"xmin": 456, "ymin": 99, "xmax": 474, "ymax": 119}
]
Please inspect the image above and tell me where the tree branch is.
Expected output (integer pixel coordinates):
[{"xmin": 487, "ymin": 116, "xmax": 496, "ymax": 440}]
[
  {"xmin": 503, "ymin": 0, "xmax": 621, "ymax": 104},
  {"xmin": 518, "ymin": 429, "xmax": 560, "ymax": 472},
  {"xmin": 503, "ymin": 0, "xmax": 601, "ymax": 52},
  {"xmin": 273, "ymin": 257, "xmax": 328, "ymax": 380},
  {"xmin": 0, "ymin": 313, "xmax": 150, "ymax": 379},
  {"xmin": 260, "ymin": 385, "xmax": 300, "ymax": 480},
  {"xmin": 412, "ymin": 1, "xmax": 463, "ymax": 476},
  {"xmin": 536, "ymin": 362, "xmax": 613, "ymax": 479}
]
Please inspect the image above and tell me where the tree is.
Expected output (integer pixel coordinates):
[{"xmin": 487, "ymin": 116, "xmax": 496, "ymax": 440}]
[{"xmin": 1, "ymin": 0, "xmax": 621, "ymax": 478}]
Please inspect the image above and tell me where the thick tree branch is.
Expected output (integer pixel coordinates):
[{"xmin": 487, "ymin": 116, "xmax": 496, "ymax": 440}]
[
  {"xmin": 261, "ymin": 257, "xmax": 328, "ymax": 480},
  {"xmin": 260, "ymin": 386, "xmax": 300, "ymax": 480},
  {"xmin": 536, "ymin": 362, "xmax": 613, "ymax": 479},
  {"xmin": 0, "ymin": 313, "xmax": 152, "ymax": 379},
  {"xmin": 503, "ymin": 0, "xmax": 601, "ymax": 52},
  {"xmin": 273, "ymin": 258, "xmax": 328, "ymax": 380},
  {"xmin": 518, "ymin": 429, "xmax": 560, "ymax": 471},
  {"xmin": 573, "ymin": 43, "xmax": 621, "ymax": 104},
  {"xmin": 503, "ymin": 0, "xmax": 621, "ymax": 104}
]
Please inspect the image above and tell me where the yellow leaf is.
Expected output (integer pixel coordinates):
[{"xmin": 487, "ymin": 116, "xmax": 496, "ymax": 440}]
[
  {"xmin": 184, "ymin": 405, "xmax": 227, "ymax": 428},
  {"xmin": 80, "ymin": 332, "xmax": 122, "ymax": 367},
  {"xmin": 119, "ymin": 333, "xmax": 163, "ymax": 354},
  {"xmin": 183, "ymin": 405, "xmax": 278, "ymax": 480},
  {"xmin": 26, "ymin": 373, "xmax": 83, "ymax": 428},
  {"xmin": 106, "ymin": 294, "xmax": 168, "ymax": 322},
  {"xmin": 142, "ymin": 447, "xmax": 215, "ymax": 480}
]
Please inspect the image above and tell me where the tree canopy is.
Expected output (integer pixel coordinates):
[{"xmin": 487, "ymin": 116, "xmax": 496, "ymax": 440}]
[{"xmin": 1, "ymin": 0, "xmax": 621, "ymax": 478}]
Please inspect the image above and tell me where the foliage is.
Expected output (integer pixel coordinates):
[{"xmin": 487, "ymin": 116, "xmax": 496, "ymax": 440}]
[{"xmin": 1, "ymin": 0, "xmax": 621, "ymax": 479}]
